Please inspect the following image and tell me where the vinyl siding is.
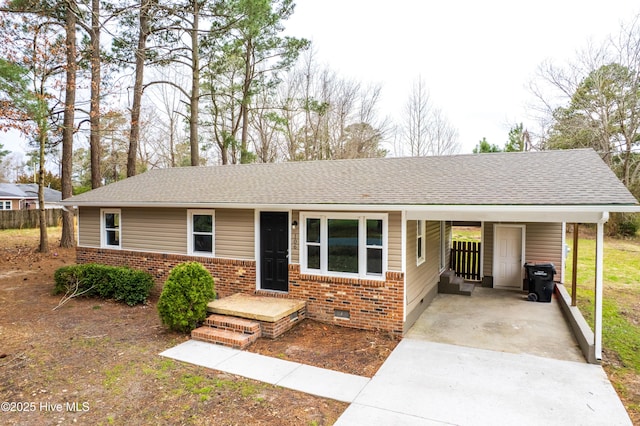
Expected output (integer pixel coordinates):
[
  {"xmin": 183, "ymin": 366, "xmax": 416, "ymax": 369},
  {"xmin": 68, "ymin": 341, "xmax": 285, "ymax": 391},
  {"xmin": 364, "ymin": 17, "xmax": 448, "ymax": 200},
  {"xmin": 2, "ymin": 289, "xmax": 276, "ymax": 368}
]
[
  {"xmin": 78, "ymin": 207, "xmax": 100, "ymax": 247},
  {"xmin": 215, "ymin": 209, "xmax": 255, "ymax": 259},
  {"xmin": 483, "ymin": 222, "xmax": 563, "ymax": 281},
  {"xmin": 443, "ymin": 222, "xmax": 452, "ymax": 269},
  {"xmin": 483, "ymin": 223, "xmax": 494, "ymax": 276},
  {"xmin": 406, "ymin": 221, "xmax": 440, "ymax": 315},
  {"xmin": 387, "ymin": 211, "xmax": 402, "ymax": 271},
  {"xmin": 524, "ymin": 222, "xmax": 563, "ymax": 282},
  {"xmin": 123, "ymin": 208, "xmax": 187, "ymax": 254}
]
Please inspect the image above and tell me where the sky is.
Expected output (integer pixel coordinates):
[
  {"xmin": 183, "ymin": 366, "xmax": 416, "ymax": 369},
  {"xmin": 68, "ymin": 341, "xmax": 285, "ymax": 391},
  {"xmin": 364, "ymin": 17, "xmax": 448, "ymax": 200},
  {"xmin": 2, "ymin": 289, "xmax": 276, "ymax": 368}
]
[
  {"xmin": 1, "ymin": 1, "xmax": 639, "ymax": 159},
  {"xmin": 283, "ymin": 0, "xmax": 640, "ymax": 154}
]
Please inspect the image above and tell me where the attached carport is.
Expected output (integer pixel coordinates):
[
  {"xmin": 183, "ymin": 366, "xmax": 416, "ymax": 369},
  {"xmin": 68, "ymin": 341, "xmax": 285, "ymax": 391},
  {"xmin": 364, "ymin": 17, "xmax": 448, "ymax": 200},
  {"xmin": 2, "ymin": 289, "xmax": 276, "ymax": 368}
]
[{"xmin": 405, "ymin": 204, "xmax": 640, "ymax": 363}]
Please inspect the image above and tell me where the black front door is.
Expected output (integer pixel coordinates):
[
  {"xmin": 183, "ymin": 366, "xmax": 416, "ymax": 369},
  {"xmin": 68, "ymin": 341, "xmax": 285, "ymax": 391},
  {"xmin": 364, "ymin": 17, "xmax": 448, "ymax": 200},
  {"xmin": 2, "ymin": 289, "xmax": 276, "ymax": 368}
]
[{"xmin": 260, "ymin": 212, "xmax": 289, "ymax": 292}]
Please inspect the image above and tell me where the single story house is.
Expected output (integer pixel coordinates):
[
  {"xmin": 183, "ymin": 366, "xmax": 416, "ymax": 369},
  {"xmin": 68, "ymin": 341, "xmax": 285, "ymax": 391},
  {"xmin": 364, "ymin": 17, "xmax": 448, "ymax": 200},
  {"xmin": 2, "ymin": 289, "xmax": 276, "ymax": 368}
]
[
  {"xmin": 0, "ymin": 183, "xmax": 62, "ymax": 210},
  {"xmin": 61, "ymin": 149, "xmax": 639, "ymax": 362}
]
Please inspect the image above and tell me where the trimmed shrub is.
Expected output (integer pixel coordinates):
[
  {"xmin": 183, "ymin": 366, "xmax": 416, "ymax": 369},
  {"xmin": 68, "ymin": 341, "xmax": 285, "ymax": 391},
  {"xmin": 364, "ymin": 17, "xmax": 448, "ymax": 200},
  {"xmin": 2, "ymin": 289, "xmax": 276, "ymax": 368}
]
[
  {"xmin": 53, "ymin": 264, "xmax": 154, "ymax": 306},
  {"xmin": 157, "ymin": 262, "xmax": 216, "ymax": 333}
]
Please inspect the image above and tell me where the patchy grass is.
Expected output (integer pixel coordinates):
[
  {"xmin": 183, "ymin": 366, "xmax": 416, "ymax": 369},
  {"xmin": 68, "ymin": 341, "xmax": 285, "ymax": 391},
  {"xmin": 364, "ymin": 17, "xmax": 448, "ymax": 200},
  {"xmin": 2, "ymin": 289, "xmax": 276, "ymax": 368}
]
[
  {"xmin": 0, "ymin": 226, "xmax": 61, "ymax": 244},
  {"xmin": 565, "ymin": 233, "xmax": 640, "ymax": 422},
  {"xmin": 451, "ymin": 226, "xmax": 481, "ymax": 242},
  {"xmin": 0, "ymin": 227, "xmax": 348, "ymax": 425}
]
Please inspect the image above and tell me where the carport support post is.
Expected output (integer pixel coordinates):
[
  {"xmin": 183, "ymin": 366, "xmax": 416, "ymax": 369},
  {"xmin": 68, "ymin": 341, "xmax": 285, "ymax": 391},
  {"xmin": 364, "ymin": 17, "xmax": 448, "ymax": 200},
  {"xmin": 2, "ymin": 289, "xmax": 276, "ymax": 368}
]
[{"xmin": 594, "ymin": 217, "xmax": 606, "ymax": 361}]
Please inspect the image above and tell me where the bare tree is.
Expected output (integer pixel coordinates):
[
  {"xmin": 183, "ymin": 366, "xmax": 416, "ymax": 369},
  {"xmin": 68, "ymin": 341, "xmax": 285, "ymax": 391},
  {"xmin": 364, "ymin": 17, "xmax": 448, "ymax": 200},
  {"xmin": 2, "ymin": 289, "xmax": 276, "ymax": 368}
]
[
  {"xmin": 429, "ymin": 108, "xmax": 460, "ymax": 156},
  {"xmin": 145, "ymin": 68, "xmax": 190, "ymax": 167},
  {"xmin": 268, "ymin": 51, "xmax": 390, "ymax": 161},
  {"xmin": 402, "ymin": 75, "xmax": 431, "ymax": 156},
  {"xmin": 400, "ymin": 75, "xmax": 460, "ymax": 156},
  {"xmin": 529, "ymin": 15, "xmax": 640, "ymax": 232}
]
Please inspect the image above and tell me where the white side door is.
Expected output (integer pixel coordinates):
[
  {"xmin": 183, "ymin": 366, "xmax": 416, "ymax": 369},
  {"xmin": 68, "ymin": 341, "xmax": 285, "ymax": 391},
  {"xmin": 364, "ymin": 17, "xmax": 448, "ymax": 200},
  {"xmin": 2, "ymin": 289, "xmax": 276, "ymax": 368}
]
[{"xmin": 493, "ymin": 225, "xmax": 525, "ymax": 289}]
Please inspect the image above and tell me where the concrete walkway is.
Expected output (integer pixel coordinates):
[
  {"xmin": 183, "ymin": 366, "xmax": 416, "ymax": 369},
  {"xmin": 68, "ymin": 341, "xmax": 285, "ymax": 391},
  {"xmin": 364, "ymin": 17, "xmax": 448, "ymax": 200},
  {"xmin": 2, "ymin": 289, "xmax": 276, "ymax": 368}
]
[
  {"xmin": 161, "ymin": 289, "xmax": 632, "ymax": 425},
  {"xmin": 160, "ymin": 340, "xmax": 370, "ymax": 403}
]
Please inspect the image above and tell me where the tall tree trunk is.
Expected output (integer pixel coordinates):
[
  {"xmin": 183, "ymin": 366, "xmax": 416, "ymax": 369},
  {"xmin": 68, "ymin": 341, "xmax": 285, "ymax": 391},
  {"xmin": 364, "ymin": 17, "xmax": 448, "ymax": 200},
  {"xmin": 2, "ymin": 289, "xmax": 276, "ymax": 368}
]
[
  {"xmin": 60, "ymin": 1, "xmax": 77, "ymax": 248},
  {"xmin": 38, "ymin": 130, "xmax": 48, "ymax": 253},
  {"xmin": 189, "ymin": 0, "xmax": 200, "ymax": 166},
  {"xmin": 127, "ymin": 0, "xmax": 151, "ymax": 177},
  {"xmin": 90, "ymin": 0, "xmax": 102, "ymax": 188},
  {"xmin": 169, "ymin": 116, "xmax": 176, "ymax": 167},
  {"xmin": 239, "ymin": 38, "xmax": 252, "ymax": 164}
]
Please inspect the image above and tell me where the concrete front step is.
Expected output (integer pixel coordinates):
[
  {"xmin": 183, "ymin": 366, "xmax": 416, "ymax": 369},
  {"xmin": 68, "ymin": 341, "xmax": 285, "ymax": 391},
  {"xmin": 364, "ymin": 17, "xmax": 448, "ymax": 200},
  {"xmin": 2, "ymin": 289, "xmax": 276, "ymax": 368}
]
[
  {"xmin": 439, "ymin": 271, "xmax": 475, "ymax": 296},
  {"xmin": 459, "ymin": 282, "xmax": 475, "ymax": 296},
  {"xmin": 191, "ymin": 326, "xmax": 260, "ymax": 350}
]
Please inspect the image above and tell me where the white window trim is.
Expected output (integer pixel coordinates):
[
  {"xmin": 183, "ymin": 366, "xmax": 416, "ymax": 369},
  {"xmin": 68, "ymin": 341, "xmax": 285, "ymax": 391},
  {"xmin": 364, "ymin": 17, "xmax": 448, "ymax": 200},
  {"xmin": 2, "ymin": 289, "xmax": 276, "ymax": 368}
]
[
  {"xmin": 416, "ymin": 220, "xmax": 426, "ymax": 266},
  {"xmin": 300, "ymin": 212, "xmax": 387, "ymax": 280},
  {"xmin": 439, "ymin": 221, "xmax": 447, "ymax": 272},
  {"xmin": 100, "ymin": 208, "xmax": 122, "ymax": 249},
  {"xmin": 187, "ymin": 209, "xmax": 215, "ymax": 257}
]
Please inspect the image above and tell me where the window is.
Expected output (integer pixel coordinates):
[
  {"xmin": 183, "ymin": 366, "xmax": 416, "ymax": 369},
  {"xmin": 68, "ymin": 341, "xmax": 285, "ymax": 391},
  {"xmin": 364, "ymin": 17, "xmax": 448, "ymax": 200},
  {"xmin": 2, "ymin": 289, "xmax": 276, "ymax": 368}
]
[
  {"xmin": 101, "ymin": 209, "xmax": 121, "ymax": 248},
  {"xmin": 366, "ymin": 219, "xmax": 383, "ymax": 274},
  {"xmin": 1, "ymin": 201, "xmax": 10, "ymax": 210},
  {"xmin": 416, "ymin": 220, "xmax": 426, "ymax": 266},
  {"xmin": 301, "ymin": 213, "xmax": 386, "ymax": 279},
  {"xmin": 188, "ymin": 210, "xmax": 214, "ymax": 256},
  {"xmin": 305, "ymin": 218, "xmax": 321, "ymax": 270},
  {"xmin": 439, "ymin": 221, "xmax": 446, "ymax": 271}
]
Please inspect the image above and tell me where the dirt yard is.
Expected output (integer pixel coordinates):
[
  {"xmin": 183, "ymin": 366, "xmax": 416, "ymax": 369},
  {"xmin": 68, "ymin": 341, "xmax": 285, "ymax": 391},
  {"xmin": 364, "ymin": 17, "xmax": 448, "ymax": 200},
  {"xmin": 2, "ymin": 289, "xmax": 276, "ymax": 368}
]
[{"xmin": 0, "ymin": 229, "xmax": 398, "ymax": 425}]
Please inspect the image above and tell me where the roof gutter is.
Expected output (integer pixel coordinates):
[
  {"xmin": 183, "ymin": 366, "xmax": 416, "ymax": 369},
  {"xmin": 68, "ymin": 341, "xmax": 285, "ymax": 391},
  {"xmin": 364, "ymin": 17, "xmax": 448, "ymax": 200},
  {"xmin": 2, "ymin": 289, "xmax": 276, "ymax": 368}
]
[
  {"xmin": 58, "ymin": 201, "xmax": 640, "ymax": 212},
  {"xmin": 60, "ymin": 201, "xmax": 639, "ymax": 223}
]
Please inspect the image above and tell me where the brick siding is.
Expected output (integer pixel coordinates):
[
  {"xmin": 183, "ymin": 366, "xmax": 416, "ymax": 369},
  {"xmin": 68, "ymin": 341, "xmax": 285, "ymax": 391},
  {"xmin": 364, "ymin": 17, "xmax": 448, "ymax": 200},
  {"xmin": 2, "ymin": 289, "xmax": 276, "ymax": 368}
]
[
  {"xmin": 77, "ymin": 247, "xmax": 405, "ymax": 335},
  {"xmin": 287, "ymin": 265, "xmax": 404, "ymax": 335},
  {"xmin": 76, "ymin": 247, "xmax": 256, "ymax": 298}
]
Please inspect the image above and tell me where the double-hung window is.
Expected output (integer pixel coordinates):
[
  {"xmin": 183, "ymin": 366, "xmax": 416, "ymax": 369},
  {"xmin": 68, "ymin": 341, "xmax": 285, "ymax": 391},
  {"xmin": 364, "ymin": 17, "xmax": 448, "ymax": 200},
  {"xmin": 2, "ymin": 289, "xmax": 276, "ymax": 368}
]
[
  {"xmin": 101, "ymin": 209, "xmax": 121, "ymax": 249},
  {"xmin": 188, "ymin": 210, "xmax": 214, "ymax": 256},
  {"xmin": 416, "ymin": 220, "xmax": 426, "ymax": 266},
  {"xmin": 301, "ymin": 213, "xmax": 386, "ymax": 279},
  {"xmin": 1, "ymin": 201, "xmax": 11, "ymax": 210}
]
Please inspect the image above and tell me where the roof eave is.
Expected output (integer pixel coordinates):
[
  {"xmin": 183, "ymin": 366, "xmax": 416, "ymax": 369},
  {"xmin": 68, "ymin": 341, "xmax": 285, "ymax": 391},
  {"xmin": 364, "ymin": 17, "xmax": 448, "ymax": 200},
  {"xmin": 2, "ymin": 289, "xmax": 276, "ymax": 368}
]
[{"xmin": 61, "ymin": 200, "xmax": 640, "ymax": 223}]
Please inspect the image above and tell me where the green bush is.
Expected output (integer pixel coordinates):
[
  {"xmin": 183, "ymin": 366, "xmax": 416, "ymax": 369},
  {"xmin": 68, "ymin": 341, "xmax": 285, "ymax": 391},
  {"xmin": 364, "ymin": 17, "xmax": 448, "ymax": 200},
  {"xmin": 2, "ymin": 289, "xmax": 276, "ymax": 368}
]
[
  {"xmin": 618, "ymin": 219, "xmax": 639, "ymax": 238},
  {"xmin": 53, "ymin": 264, "xmax": 154, "ymax": 306},
  {"xmin": 157, "ymin": 262, "xmax": 216, "ymax": 333}
]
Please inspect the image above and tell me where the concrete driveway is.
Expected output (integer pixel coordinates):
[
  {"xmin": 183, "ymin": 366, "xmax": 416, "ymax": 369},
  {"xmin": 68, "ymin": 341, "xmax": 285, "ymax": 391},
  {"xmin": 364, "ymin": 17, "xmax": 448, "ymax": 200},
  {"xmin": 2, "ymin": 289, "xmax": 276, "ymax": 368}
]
[{"xmin": 336, "ymin": 288, "xmax": 632, "ymax": 425}]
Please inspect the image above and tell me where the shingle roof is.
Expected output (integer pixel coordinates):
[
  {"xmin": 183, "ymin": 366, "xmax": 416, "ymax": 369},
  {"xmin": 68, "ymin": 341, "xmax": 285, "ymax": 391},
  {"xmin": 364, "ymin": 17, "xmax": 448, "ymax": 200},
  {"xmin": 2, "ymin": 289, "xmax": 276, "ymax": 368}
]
[
  {"xmin": 0, "ymin": 183, "xmax": 26, "ymax": 198},
  {"xmin": 0, "ymin": 183, "xmax": 62, "ymax": 203},
  {"xmin": 63, "ymin": 149, "xmax": 639, "ymax": 207},
  {"xmin": 15, "ymin": 184, "xmax": 62, "ymax": 203}
]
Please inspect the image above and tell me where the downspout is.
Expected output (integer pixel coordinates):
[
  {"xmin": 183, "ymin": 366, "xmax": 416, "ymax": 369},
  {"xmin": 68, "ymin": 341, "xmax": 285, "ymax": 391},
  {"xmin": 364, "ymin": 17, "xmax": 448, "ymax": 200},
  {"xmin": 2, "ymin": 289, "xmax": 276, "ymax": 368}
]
[
  {"xmin": 594, "ymin": 212, "xmax": 608, "ymax": 361},
  {"xmin": 401, "ymin": 211, "xmax": 407, "ymax": 324}
]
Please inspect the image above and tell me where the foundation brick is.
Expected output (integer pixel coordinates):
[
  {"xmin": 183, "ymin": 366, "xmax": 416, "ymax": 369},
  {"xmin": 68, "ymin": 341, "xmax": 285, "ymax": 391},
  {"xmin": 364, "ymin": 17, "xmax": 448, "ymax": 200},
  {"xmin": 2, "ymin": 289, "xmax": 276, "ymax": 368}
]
[{"xmin": 76, "ymin": 248, "xmax": 404, "ymax": 335}]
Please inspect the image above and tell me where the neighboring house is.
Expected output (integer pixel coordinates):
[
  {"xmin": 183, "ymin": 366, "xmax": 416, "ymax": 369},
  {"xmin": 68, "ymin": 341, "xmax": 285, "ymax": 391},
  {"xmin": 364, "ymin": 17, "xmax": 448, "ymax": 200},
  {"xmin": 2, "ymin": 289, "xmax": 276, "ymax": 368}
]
[
  {"xmin": 61, "ymin": 149, "xmax": 640, "ymax": 362},
  {"xmin": 0, "ymin": 183, "xmax": 62, "ymax": 210}
]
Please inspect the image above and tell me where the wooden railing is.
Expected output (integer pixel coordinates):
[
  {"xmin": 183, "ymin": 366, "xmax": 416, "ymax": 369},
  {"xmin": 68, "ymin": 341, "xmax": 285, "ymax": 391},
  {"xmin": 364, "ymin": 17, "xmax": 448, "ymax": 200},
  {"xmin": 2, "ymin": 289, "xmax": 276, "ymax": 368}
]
[{"xmin": 450, "ymin": 240, "xmax": 481, "ymax": 281}]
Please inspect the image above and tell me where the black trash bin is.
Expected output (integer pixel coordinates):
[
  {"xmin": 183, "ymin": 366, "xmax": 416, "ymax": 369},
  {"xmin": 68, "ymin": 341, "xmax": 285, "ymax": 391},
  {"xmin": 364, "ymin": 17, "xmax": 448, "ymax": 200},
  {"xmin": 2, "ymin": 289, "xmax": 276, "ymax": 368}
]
[{"xmin": 524, "ymin": 262, "xmax": 556, "ymax": 302}]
